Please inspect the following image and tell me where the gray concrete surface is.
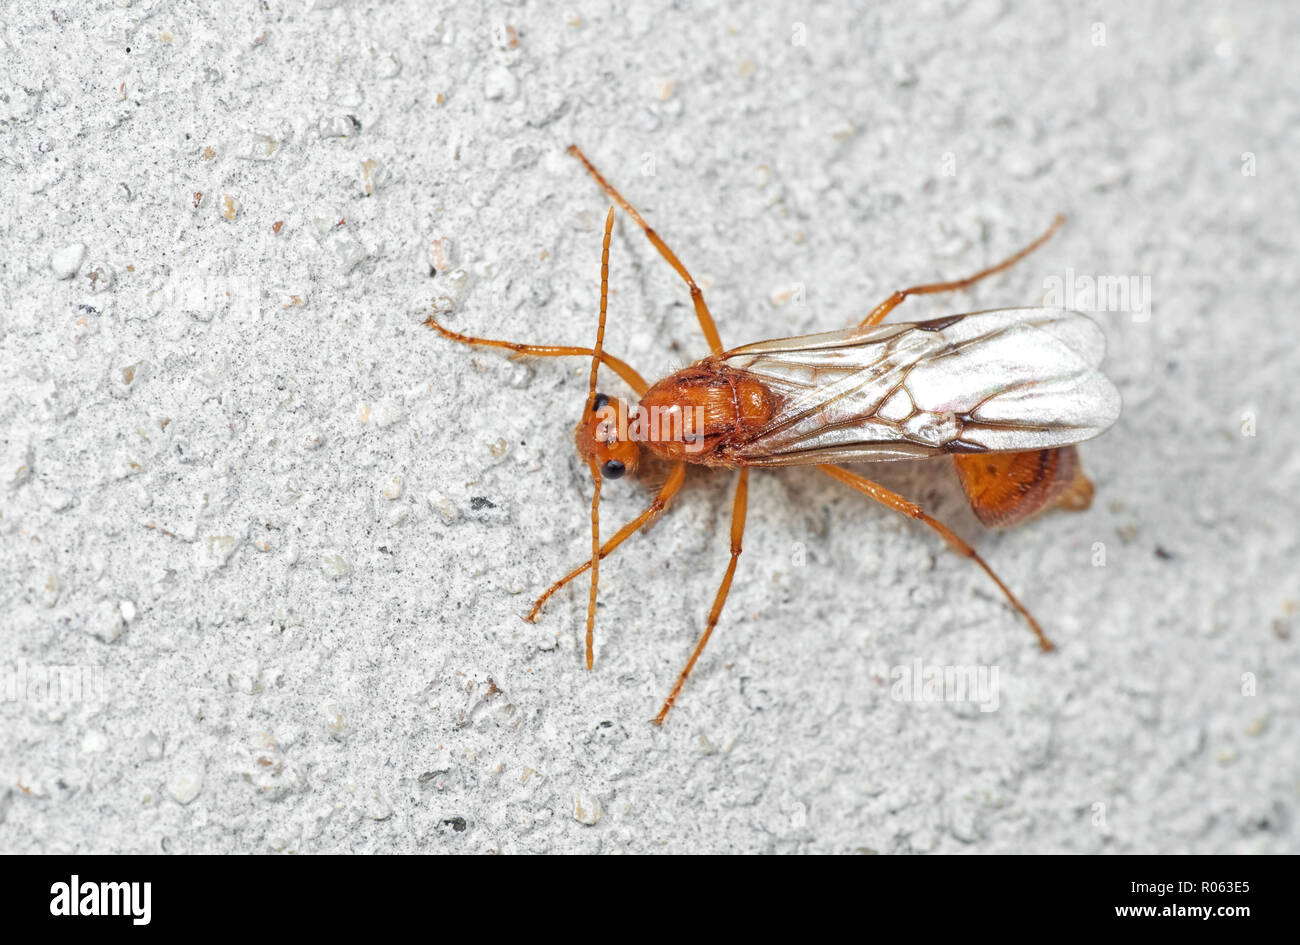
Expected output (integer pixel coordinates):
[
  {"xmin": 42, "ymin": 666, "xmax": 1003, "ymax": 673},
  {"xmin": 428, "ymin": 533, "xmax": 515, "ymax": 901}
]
[{"xmin": 1, "ymin": 0, "xmax": 1296, "ymax": 854}]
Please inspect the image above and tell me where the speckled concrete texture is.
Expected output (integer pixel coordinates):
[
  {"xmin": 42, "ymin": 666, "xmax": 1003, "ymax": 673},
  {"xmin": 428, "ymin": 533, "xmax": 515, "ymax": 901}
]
[{"xmin": 1, "ymin": 1, "xmax": 1296, "ymax": 853}]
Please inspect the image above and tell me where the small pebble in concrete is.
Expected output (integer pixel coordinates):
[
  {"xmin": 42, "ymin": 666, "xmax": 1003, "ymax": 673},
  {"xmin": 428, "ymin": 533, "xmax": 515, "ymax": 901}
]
[
  {"xmin": 167, "ymin": 770, "xmax": 203, "ymax": 805},
  {"xmin": 50, "ymin": 243, "xmax": 86, "ymax": 279}
]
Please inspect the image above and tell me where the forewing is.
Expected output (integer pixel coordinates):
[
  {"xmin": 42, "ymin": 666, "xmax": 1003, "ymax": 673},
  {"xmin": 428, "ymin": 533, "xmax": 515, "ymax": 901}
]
[{"xmin": 720, "ymin": 308, "xmax": 1121, "ymax": 465}]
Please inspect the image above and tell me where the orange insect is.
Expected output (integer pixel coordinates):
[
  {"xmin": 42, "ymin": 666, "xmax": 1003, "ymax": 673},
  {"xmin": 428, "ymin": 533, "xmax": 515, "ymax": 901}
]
[{"xmin": 427, "ymin": 145, "xmax": 1120, "ymax": 724}]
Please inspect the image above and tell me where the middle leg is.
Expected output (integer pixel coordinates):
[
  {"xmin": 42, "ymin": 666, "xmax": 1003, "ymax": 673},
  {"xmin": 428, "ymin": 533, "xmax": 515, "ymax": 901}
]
[
  {"xmin": 653, "ymin": 467, "xmax": 750, "ymax": 725},
  {"xmin": 568, "ymin": 144, "xmax": 725, "ymax": 355}
]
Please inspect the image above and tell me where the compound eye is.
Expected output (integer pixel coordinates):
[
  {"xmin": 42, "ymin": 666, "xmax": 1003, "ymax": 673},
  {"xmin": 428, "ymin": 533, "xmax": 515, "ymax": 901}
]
[
  {"xmin": 592, "ymin": 392, "xmax": 610, "ymax": 413},
  {"xmin": 601, "ymin": 459, "xmax": 626, "ymax": 479}
]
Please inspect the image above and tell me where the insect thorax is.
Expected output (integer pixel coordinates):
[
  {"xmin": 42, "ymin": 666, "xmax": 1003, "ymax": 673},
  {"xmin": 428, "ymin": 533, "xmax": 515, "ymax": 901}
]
[{"xmin": 638, "ymin": 364, "xmax": 776, "ymax": 464}]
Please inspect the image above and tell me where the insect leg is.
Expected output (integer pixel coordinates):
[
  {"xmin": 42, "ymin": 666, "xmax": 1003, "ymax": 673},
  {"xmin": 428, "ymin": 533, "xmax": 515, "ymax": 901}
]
[
  {"xmin": 653, "ymin": 467, "xmax": 749, "ymax": 725},
  {"xmin": 567, "ymin": 144, "xmax": 725, "ymax": 354},
  {"xmin": 857, "ymin": 214, "xmax": 1065, "ymax": 329},
  {"xmin": 527, "ymin": 462, "xmax": 688, "ymax": 623},
  {"xmin": 818, "ymin": 464, "xmax": 1054, "ymax": 651},
  {"xmin": 425, "ymin": 314, "xmax": 649, "ymax": 395}
]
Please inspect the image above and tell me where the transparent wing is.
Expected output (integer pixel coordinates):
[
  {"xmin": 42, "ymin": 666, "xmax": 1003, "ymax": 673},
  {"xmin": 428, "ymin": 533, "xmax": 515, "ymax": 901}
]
[{"xmin": 719, "ymin": 307, "xmax": 1121, "ymax": 466}]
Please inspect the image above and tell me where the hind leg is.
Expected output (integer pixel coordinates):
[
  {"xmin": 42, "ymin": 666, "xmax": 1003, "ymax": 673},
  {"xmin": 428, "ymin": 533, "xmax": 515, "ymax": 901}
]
[
  {"xmin": 858, "ymin": 215, "xmax": 1065, "ymax": 329},
  {"xmin": 819, "ymin": 464, "xmax": 1053, "ymax": 651}
]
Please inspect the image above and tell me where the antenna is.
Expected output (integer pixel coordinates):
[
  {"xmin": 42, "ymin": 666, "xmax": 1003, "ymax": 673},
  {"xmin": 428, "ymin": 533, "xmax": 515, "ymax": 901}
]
[{"xmin": 582, "ymin": 206, "xmax": 616, "ymax": 670}]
